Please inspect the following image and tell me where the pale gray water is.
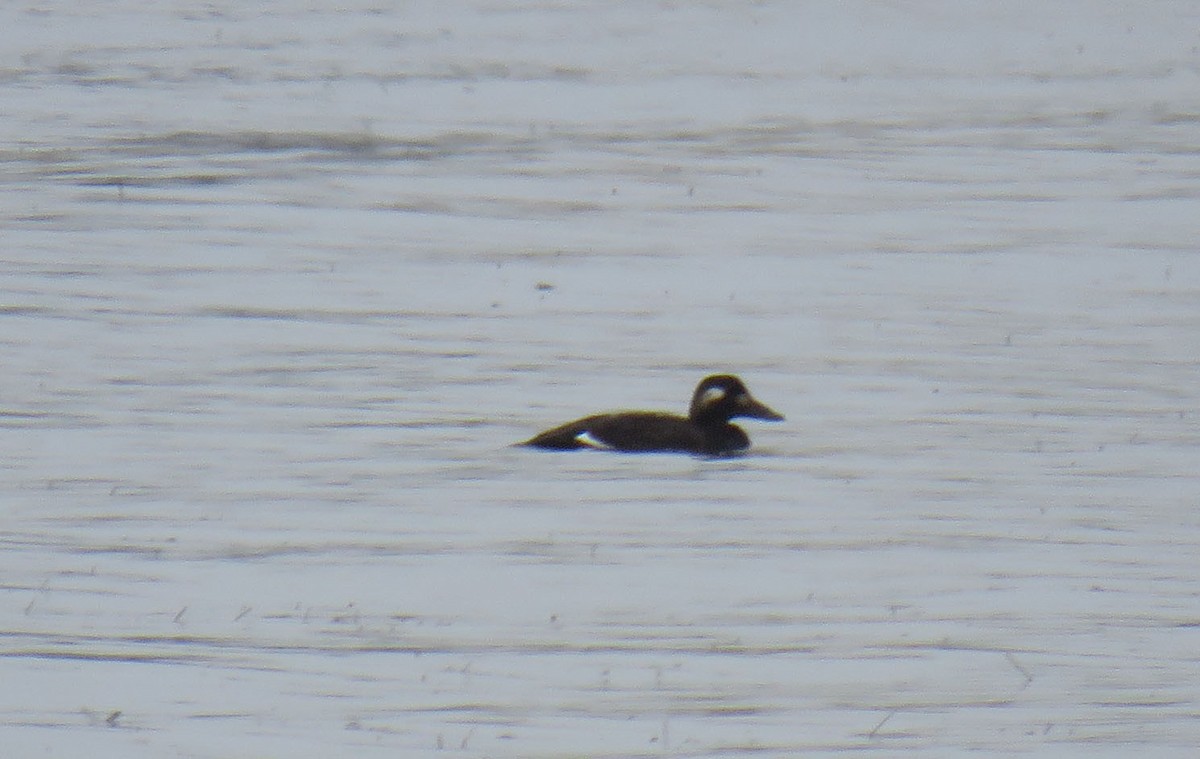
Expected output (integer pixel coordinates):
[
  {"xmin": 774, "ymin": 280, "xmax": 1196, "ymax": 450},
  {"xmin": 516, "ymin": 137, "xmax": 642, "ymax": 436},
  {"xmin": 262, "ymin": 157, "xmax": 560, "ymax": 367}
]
[{"xmin": 3, "ymin": 2, "xmax": 1200, "ymax": 757}]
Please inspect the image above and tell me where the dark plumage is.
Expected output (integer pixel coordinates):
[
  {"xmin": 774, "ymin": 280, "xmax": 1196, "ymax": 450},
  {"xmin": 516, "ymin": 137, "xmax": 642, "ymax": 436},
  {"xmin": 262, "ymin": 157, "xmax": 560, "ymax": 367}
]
[{"xmin": 520, "ymin": 374, "xmax": 783, "ymax": 455}]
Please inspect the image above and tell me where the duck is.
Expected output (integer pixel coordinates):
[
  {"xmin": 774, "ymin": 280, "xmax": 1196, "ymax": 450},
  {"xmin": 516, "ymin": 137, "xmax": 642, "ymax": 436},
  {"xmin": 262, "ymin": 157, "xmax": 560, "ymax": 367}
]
[{"xmin": 520, "ymin": 374, "xmax": 783, "ymax": 455}]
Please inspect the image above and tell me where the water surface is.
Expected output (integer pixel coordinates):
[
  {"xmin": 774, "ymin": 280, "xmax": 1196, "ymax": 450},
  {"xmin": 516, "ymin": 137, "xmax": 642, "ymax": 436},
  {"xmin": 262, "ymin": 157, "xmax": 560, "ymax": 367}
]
[{"xmin": 3, "ymin": 2, "xmax": 1200, "ymax": 756}]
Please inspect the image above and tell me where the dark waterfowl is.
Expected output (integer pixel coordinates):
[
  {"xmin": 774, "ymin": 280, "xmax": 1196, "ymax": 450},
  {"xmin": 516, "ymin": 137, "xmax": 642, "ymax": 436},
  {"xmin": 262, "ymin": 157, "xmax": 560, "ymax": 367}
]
[{"xmin": 521, "ymin": 374, "xmax": 783, "ymax": 455}]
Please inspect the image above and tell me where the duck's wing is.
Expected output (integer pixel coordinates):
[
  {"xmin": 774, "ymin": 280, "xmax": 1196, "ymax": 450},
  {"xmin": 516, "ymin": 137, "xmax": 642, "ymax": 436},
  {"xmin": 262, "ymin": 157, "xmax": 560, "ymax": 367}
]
[
  {"xmin": 522, "ymin": 412, "xmax": 701, "ymax": 452},
  {"xmin": 520, "ymin": 414, "xmax": 613, "ymax": 450}
]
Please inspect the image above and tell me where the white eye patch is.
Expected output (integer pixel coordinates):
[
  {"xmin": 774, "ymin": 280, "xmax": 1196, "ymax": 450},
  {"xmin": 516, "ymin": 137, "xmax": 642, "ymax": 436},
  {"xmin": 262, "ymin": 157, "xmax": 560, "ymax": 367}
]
[{"xmin": 699, "ymin": 386, "xmax": 727, "ymax": 406}]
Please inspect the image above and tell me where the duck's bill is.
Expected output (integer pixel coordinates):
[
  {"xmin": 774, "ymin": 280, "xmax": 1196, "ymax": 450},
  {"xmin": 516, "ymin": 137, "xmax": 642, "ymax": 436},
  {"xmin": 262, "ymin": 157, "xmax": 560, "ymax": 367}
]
[{"xmin": 739, "ymin": 395, "xmax": 785, "ymax": 421}]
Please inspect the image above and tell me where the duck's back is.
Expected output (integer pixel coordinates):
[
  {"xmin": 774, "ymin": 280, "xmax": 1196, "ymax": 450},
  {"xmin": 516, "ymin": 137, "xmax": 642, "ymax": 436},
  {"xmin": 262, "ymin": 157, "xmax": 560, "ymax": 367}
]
[{"xmin": 522, "ymin": 411, "xmax": 747, "ymax": 454}]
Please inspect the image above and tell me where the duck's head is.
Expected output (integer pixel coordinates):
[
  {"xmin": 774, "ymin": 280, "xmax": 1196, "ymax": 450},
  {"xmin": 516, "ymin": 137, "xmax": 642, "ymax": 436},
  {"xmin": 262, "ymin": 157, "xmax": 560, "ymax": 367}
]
[{"xmin": 688, "ymin": 374, "xmax": 784, "ymax": 424}]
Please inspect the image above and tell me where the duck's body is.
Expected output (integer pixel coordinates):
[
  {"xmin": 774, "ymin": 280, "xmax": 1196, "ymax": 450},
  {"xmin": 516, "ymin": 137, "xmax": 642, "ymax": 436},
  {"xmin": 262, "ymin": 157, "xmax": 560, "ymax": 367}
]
[{"xmin": 521, "ymin": 375, "xmax": 782, "ymax": 455}]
